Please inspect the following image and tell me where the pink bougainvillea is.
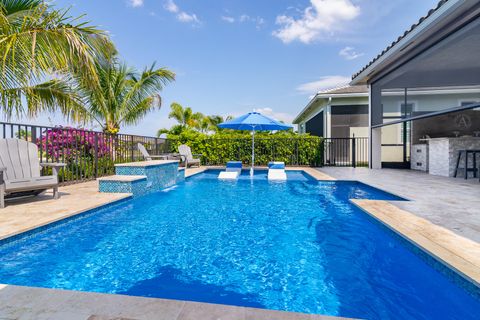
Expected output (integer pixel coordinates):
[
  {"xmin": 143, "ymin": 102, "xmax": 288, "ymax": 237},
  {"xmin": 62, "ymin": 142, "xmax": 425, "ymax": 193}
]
[{"xmin": 37, "ymin": 127, "xmax": 111, "ymax": 161}]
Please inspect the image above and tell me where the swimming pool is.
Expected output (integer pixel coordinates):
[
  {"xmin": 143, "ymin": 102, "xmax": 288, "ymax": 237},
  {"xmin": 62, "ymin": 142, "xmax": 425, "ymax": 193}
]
[{"xmin": 0, "ymin": 170, "xmax": 479, "ymax": 319}]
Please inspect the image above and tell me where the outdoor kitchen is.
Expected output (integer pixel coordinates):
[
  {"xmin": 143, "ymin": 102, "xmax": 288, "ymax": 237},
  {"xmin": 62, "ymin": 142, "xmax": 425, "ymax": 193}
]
[{"xmin": 410, "ymin": 109, "xmax": 480, "ymax": 178}]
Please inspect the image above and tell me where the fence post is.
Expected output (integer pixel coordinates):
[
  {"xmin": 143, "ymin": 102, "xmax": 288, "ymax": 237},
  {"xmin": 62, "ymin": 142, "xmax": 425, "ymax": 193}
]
[
  {"xmin": 155, "ymin": 138, "xmax": 159, "ymax": 155},
  {"xmin": 94, "ymin": 134, "xmax": 99, "ymax": 178},
  {"xmin": 352, "ymin": 134, "xmax": 356, "ymax": 168},
  {"xmin": 31, "ymin": 126, "xmax": 37, "ymax": 143},
  {"xmin": 131, "ymin": 135, "xmax": 134, "ymax": 162},
  {"xmin": 295, "ymin": 139, "xmax": 299, "ymax": 165}
]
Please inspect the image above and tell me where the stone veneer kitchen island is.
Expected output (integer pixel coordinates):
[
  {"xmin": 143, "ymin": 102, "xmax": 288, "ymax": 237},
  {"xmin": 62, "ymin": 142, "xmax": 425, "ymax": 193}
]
[{"xmin": 428, "ymin": 137, "xmax": 480, "ymax": 177}]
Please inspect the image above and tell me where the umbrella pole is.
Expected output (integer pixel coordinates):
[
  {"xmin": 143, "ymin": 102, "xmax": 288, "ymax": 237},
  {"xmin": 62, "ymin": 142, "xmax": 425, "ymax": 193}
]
[{"xmin": 250, "ymin": 129, "xmax": 255, "ymax": 176}]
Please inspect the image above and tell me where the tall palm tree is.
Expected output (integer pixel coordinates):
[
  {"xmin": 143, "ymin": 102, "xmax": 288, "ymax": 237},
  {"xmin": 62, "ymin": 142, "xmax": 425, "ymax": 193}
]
[
  {"xmin": 208, "ymin": 114, "xmax": 233, "ymax": 131},
  {"xmin": 67, "ymin": 55, "xmax": 175, "ymax": 134},
  {"xmin": 168, "ymin": 102, "xmax": 204, "ymax": 129},
  {"xmin": 0, "ymin": 0, "xmax": 113, "ymax": 118},
  {"xmin": 197, "ymin": 116, "xmax": 211, "ymax": 133}
]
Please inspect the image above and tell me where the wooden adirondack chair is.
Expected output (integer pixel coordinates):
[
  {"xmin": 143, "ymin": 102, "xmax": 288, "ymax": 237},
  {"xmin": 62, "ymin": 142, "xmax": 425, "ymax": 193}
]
[
  {"xmin": 0, "ymin": 138, "xmax": 66, "ymax": 208},
  {"xmin": 178, "ymin": 144, "xmax": 202, "ymax": 167}
]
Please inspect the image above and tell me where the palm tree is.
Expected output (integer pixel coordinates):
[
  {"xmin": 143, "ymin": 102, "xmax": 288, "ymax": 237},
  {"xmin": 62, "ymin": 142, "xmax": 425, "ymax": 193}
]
[
  {"xmin": 0, "ymin": 0, "xmax": 113, "ymax": 118},
  {"xmin": 66, "ymin": 55, "xmax": 175, "ymax": 134},
  {"xmin": 168, "ymin": 102, "xmax": 204, "ymax": 130},
  {"xmin": 208, "ymin": 115, "xmax": 233, "ymax": 131},
  {"xmin": 197, "ymin": 116, "xmax": 211, "ymax": 133}
]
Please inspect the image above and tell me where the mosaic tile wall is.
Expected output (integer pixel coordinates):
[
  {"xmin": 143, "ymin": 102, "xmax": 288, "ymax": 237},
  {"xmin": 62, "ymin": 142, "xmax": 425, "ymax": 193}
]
[
  {"xmin": 177, "ymin": 168, "xmax": 185, "ymax": 183},
  {"xmin": 99, "ymin": 162, "xmax": 181, "ymax": 197},
  {"xmin": 98, "ymin": 179, "xmax": 148, "ymax": 197}
]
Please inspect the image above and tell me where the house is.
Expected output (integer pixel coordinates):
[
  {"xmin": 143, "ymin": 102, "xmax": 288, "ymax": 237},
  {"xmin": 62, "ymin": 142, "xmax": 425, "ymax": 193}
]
[
  {"xmin": 293, "ymin": 85, "xmax": 369, "ymax": 139},
  {"xmin": 351, "ymin": 0, "xmax": 480, "ymax": 174}
]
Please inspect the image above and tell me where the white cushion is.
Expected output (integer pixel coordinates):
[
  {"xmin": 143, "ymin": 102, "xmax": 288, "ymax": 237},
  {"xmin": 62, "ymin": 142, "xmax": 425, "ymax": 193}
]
[
  {"xmin": 218, "ymin": 171, "xmax": 240, "ymax": 180},
  {"xmin": 268, "ymin": 169, "xmax": 287, "ymax": 181}
]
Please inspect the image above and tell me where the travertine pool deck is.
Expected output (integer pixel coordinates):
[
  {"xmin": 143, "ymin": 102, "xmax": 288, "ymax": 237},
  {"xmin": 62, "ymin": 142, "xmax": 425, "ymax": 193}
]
[{"xmin": 0, "ymin": 181, "xmax": 130, "ymax": 241}]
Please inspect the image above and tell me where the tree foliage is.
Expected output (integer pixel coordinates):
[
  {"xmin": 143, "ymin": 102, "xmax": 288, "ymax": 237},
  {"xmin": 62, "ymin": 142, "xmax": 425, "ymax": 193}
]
[
  {"xmin": 166, "ymin": 130, "xmax": 323, "ymax": 166},
  {"xmin": 56, "ymin": 55, "xmax": 175, "ymax": 134},
  {"xmin": 158, "ymin": 103, "xmax": 234, "ymax": 136},
  {"xmin": 0, "ymin": 0, "xmax": 114, "ymax": 118}
]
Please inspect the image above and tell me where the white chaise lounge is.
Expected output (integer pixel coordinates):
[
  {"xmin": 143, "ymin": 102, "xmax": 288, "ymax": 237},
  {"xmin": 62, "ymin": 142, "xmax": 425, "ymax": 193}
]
[
  {"xmin": 268, "ymin": 162, "xmax": 287, "ymax": 181},
  {"xmin": 218, "ymin": 161, "xmax": 243, "ymax": 180},
  {"xmin": 0, "ymin": 138, "xmax": 66, "ymax": 208}
]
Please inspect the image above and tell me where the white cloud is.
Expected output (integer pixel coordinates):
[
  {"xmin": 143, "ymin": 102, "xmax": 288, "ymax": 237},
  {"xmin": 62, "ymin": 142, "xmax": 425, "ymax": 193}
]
[
  {"xmin": 128, "ymin": 0, "xmax": 144, "ymax": 8},
  {"xmin": 164, "ymin": 0, "xmax": 201, "ymax": 25},
  {"xmin": 239, "ymin": 14, "xmax": 250, "ymax": 22},
  {"xmin": 273, "ymin": 0, "xmax": 360, "ymax": 44},
  {"xmin": 296, "ymin": 75, "xmax": 351, "ymax": 94},
  {"xmin": 164, "ymin": 0, "xmax": 179, "ymax": 13},
  {"xmin": 339, "ymin": 46, "xmax": 364, "ymax": 60},
  {"xmin": 222, "ymin": 14, "xmax": 265, "ymax": 29},
  {"xmin": 177, "ymin": 12, "xmax": 200, "ymax": 23},
  {"xmin": 221, "ymin": 16, "xmax": 235, "ymax": 23}
]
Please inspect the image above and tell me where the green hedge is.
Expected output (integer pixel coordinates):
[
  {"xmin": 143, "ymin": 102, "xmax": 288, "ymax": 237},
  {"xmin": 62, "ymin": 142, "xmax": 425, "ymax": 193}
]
[{"xmin": 166, "ymin": 131, "xmax": 323, "ymax": 166}]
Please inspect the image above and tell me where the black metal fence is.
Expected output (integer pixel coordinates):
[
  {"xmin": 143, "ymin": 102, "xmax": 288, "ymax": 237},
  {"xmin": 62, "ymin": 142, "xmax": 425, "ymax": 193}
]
[
  {"xmin": 1, "ymin": 121, "xmax": 369, "ymax": 186},
  {"xmin": 323, "ymin": 137, "xmax": 369, "ymax": 167},
  {"xmin": 0, "ymin": 122, "xmax": 172, "ymax": 185}
]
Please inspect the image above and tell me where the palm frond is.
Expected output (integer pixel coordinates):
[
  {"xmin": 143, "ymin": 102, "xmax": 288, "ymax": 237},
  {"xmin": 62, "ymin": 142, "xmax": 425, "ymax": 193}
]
[
  {"xmin": 0, "ymin": 1, "xmax": 115, "ymax": 118},
  {"xmin": 1, "ymin": 78, "xmax": 89, "ymax": 122}
]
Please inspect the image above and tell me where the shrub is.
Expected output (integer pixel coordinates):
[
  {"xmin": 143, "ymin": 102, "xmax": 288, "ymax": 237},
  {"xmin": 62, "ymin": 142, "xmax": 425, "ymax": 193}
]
[{"xmin": 166, "ymin": 130, "xmax": 323, "ymax": 166}]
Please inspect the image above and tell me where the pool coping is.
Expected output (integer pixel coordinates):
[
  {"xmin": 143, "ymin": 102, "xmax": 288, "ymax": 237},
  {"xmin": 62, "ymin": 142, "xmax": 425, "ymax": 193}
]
[
  {"xmin": 0, "ymin": 284, "xmax": 350, "ymax": 320},
  {"xmin": 351, "ymin": 199, "xmax": 480, "ymax": 291}
]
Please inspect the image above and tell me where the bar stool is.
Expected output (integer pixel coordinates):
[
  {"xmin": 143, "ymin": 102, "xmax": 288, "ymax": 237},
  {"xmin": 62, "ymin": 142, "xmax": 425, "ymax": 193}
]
[{"xmin": 454, "ymin": 150, "xmax": 480, "ymax": 179}]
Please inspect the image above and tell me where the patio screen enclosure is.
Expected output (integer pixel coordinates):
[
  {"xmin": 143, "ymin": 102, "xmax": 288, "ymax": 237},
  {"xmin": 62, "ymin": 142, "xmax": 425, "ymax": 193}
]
[{"xmin": 369, "ymin": 9, "xmax": 480, "ymax": 168}]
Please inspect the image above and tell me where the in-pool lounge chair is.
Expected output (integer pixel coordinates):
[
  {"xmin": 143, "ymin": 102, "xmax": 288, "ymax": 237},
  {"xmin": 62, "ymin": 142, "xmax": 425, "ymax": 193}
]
[
  {"xmin": 178, "ymin": 144, "xmax": 202, "ymax": 167},
  {"xmin": 218, "ymin": 161, "xmax": 243, "ymax": 180},
  {"xmin": 268, "ymin": 161, "xmax": 287, "ymax": 181},
  {"xmin": 0, "ymin": 138, "xmax": 66, "ymax": 208}
]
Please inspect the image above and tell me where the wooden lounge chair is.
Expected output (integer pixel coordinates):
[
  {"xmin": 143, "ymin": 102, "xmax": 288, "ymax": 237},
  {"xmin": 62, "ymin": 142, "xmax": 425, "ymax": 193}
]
[
  {"xmin": 178, "ymin": 144, "xmax": 202, "ymax": 167},
  {"xmin": 0, "ymin": 138, "xmax": 66, "ymax": 208}
]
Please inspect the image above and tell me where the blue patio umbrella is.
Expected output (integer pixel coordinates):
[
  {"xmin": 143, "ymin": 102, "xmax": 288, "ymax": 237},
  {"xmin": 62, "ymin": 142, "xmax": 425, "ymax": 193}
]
[{"xmin": 218, "ymin": 112, "xmax": 293, "ymax": 176}]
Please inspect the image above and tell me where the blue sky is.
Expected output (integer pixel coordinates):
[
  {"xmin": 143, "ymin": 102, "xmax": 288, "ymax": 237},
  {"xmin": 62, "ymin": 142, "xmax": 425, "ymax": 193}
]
[{"xmin": 8, "ymin": 0, "xmax": 439, "ymax": 135}]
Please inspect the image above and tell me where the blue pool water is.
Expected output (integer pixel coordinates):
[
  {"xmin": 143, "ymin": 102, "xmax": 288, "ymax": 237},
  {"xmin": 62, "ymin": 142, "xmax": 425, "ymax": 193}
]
[{"xmin": 0, "ymin": 170, "xmax": 479, "ymax": 319}]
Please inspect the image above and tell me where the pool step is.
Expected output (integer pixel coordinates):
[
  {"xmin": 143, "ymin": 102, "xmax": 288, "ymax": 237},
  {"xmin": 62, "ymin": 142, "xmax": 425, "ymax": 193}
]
[
  {"xmin": 97, "ymin": 175, "xmax": 147, "ymax": 196},
  {"xmin": 98, "ymin": 160, "xmax": 183, "ymax": 196}
]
